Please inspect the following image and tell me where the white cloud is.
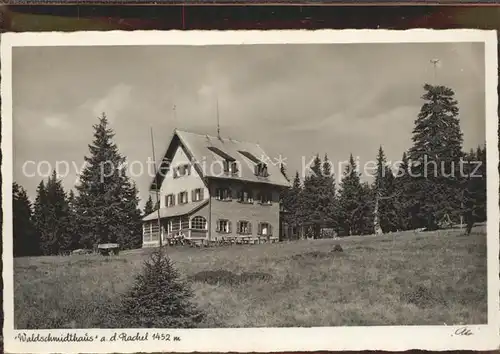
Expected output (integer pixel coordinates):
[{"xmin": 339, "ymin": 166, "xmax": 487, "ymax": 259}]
[
  {"xmin": 83, "ymin": 83, "xmax": 133, "ymax": 122},
  {"xmin": 43, "ymin": 115, "xmax": 68, "ymax": 129}
]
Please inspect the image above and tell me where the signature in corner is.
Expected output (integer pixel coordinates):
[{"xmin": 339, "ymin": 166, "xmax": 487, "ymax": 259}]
[{"xmin": 454, "ymin": 326, "xmax": 473, "ymax": 336}]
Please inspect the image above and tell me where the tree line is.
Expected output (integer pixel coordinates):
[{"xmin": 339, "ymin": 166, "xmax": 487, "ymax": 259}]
[
  {"xmin": 13, "ymin": 115, "xmax": 147, "ymax": 257},
  {"xmin": 13, "ymin": 83, "xmax": 488, "ymax": 256},
  {"xmin": 280, "ymin": 84, "xmax": 487, "ymax": 239}
]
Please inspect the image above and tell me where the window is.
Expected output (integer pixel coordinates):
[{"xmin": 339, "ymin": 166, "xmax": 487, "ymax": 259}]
[
  {"xmin": 258, "ymin": 222, "xmax": 272, "ymax": 236},
  {"xmin": 151, "ymin": 221, "xmax": 160, "ymax": 241},
  {"xmin": 173, "ymin": 164, "xmax": 191, "ymax": 179},
  {"xmin": 258, "ymin": 191, "xmax": 272, "ymax": 205},
  {"xmin": 255, "ymin": 162, "xmax": 269, "ymax": 177},
  {"xmin": 215, "ymin": 188, "xmax": 232, "ymax": 201},
  {"xmin": 165, "ymin": 194, "xmax": 175, "ymax": 207},
  {"xmin": 238, "ymin": 189, "xmax": 254, "ymax": 203},
  {"xmin": 192, "ymin": 188, "xmax": 204, "ymax": 202},
  {"xmin": 178, "ymin": 191, "xmax": 188, "ymax": 204},
  {"xmin": 191, "ymin": 216, "xmax": 207, "ymax": 230},
  {"xmin": 237, "ymin": 221, "xmax": 252, "ymax": 235},
  {"xmin": 216, "ymin": 219, "xmax": 231, "ymax": 234},
  {"xmin": 171, "ymin": 218, "xmax": 180, "ymax": 231},
  {"xmin": 143, "ymin": 224, "xmax": 151, "ymax": 242},
  {"xmin": 181, "ymin": 215, "xmax": 189, "ymax": 229},
  {"xmin": 223, "ymin": 160, "xmax": 239, "ymax": 175}
]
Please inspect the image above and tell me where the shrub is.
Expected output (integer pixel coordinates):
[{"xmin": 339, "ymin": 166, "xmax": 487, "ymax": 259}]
[
  {"xmin": 332, "ymin": 244, "xmax": 344, "ymax": 252},
  {"xmin": 116, "ymin": 249, "xmax": 204, "ymax": 328}
]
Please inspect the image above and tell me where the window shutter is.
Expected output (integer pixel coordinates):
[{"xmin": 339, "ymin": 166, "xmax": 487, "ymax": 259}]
[
  {"xmin": 269, "ymin": 224, "xmax": 273, "ymax": 235},
  {"xmin": 165, "ymin": 195, "xmax": 168, "ymax": 207},
  {"xmin": 254, "ymin": 165, "xmax": 259, "ymax": 176},
  {"xmin": 216, "ymin": 220, "xmax": 220, "ymax": 232},
  {"xmin": 236, "ymin": 221, "xmax": 241, "ymax": 234},
  {"xmin": 228, "ymin": 221, "xmax": 232, "ymax": 233},
  {"xmin": 200, "ymin": 188, "xmax": 204, "ymax": 200},
  {"xmin": 248, "ymin": 222, "xmax": 252, "ymax": 234},
  {"xmin": 258, "ymin": 223, "xmax": 262, "ymax": 235},
  {"xmin": 172, "ymin": 194, "xmax": 176, "ymax": 206},
  {"xmin": 192, "ymin": 189, "xmax": 195, "ymax": 202}
]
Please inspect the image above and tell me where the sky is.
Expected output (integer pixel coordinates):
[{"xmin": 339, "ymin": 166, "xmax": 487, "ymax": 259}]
[{"xmin": 12, "ymin": 42, "xmax": 486, "ymax": 208}]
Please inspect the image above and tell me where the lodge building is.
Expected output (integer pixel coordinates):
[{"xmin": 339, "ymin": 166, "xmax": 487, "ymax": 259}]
[{"xmin": 142, "ymin": 129, "xmax": 290, "ymax": 247}]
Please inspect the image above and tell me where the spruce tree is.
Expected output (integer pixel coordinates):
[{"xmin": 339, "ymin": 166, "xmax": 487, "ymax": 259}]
[
  {"xmin": 282, "ymin": 171, "xmax": 304, "ymax": 240},
  {"xmin": 394, "ymin": 152, "xmax": 412, "ymax": 231},
  {"xmin": 113, "ymin": 181, "xmax": 142, "ymax": 249},
  {"xmin": 117, "ymin": 250, "xmax": 204, "ymax": 328},
  {"xmin": 302, "ymin": 154, "xmax": 324, "ymax": 238},
  {"xmin": 32, "ymin": 180, "xmax": 49, "ymax": 252},
  {"xmin": 143, "ymin": 195, "xmax": 155, "ymax": 216},
  {"xmin": 75, "ymin": 113, "xmax": 142, "ymax": 250},
  {"xmin": 13, "ymin": 182, "xmax": 39, "ymax": 257},
  {"xmin": 462, "ymin": 145, "xmax": 487, "ymax": 234},
  {"xmin": 45, "ymin": 171, "xmax": 71, "ymax": 254},
  {"xmin": 337, "ymin": 154, "xmax": 369, "ymax": 236},
  {"xmin": 373, "ymin": 146, "xmax": 398, "ymax": 234},
  {"xmin": 320, "ymin": 154, "xmax": 337, "ymax": 232},
  {"xmin": 66, "ymin": 190, "xmax": 80, "ymax": 250},
  {"xmin": 408, "ymin": 84, "xmax": 464, "ymax": 230}
]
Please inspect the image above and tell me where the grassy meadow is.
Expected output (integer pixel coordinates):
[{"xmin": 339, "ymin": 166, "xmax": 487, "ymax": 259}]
[{"xmin": 14, "ymin": 226, "xmax": 487, "ymax": 329}]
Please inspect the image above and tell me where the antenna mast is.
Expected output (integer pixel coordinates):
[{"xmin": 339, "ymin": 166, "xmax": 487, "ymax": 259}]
[
  {"xmin": 216, "ymin": 95, "xmax": 221, "ymax": 139},
  {"xmin": 172, "ymin": 86, "xmax": 177, "ymax": 129},
  {"xmin": 150, "ymin": 127, "xmax": 163, "ymax": 249},
  {"xmin": 430, "ymin": 58, "xmax": 440, "ymax": 83}
]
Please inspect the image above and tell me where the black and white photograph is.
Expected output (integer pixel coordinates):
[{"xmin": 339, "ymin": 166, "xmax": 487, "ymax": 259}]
[{"xmin": 2, "ymin": 30, "xmax": 499, "ymax": 353}]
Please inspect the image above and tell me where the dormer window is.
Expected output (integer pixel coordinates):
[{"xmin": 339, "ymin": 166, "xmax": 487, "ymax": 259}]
[
  {"xmin": 207, "ymin": 146, "xmax": 238, "ymax": 175},
  {"xmin": 226, "ymin": 161, "xmax": 239, "ymax": 175},
  {"xmin": 255, "ymin": 162, "xmax": 269, "ymax": 177}
]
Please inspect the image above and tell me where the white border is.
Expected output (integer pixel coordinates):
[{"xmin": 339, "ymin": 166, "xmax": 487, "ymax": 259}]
[{"xmin": 1, "ymin": 29, "xmax": 499, "ymax": 353}]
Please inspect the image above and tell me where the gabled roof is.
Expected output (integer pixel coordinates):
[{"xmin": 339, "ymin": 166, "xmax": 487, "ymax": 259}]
[{"xmin": 150, "ymin": 129, "xmax": 290, "ymax": 190}]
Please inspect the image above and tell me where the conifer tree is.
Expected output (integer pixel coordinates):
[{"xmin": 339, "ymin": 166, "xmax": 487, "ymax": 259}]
[
  {"xmin": 320, "ymin": 154, "xmax": 337, "ymax": 232},
  {"xmin": 281, "ymin": 171, "xmax": 304, "ymax": 240},
  {"xmin": 116, "ymin": 250, "xmax": 204, "ymax": 328},
  {"xmin": 143, "ymin": 195, "xmax": 155, "ymax": 216},
  {"xmin": 462, "ymin": 145, "xmax": 487, "ymax": 234},
  {"xmin": 13, "ymin": 182, "xmax": 39, "ymax": 257},
  {"xmin": 408, "ymin": 84, "xmax": 464, "ymax": 230},
  {"xmin": 66, "ymin": 190, "xmax": 80, "ymax": 250},
  {"xmin": 394, "ymin": 152, "xmax": 412, "ymax": 231},
  {"xmin": 302, "ymin": 154, "xmax": 324, "ymax": 238},
  {"xmin": 32, "ymin": 180, "xmax": 49, "ymax": 252},
  {"xmin": 337, "ymin": 154, "xmax": 370, "ymax": 236},
  {"xmin": 32, "ymin": 172, "xmax": 71, "ymax": 255},
  {"xmin": 373, "ymin": 146, "xmax": 398, "ymax": 233},
  {"xmin": 75, "ymin": 113, "xmax": 142, "ymax": 249}
]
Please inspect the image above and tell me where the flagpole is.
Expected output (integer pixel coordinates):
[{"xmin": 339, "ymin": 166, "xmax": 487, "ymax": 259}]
[{"xmin": 150, "ymin": 127, "xmax": 163, "ymax": 248}]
